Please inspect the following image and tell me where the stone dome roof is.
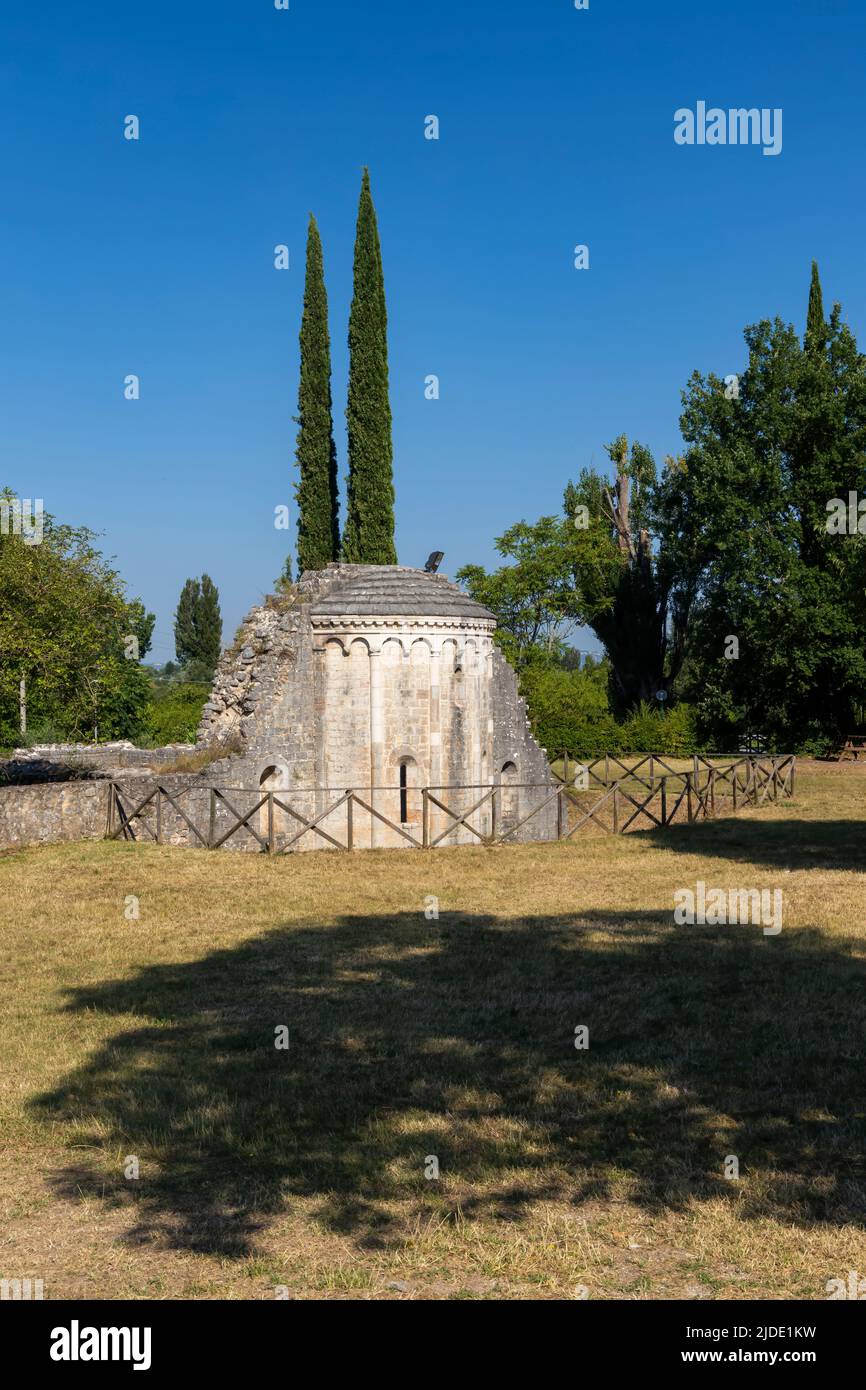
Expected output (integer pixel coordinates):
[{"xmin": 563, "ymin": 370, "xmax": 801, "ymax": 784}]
[{"xmin": 308, "ymin": 564, "xmax": 496, "ymax": 621}]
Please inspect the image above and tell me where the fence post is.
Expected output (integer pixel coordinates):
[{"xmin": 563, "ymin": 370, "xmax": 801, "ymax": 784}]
[
  {"xmin": 107, "ymin": 782, "xmax": 116, "ymax": 839},
  {"xmin": 556, "ymin": 787, "xmax": 565, "ymax": 839},
  {"xmin": 563, "ymin": 751, "xmax": 570, "ymax": 786},
  {"xmin": 710, "ymin": 767, "xmax": 716, "ymax": 817},
  {"xmin": 687, "ymin": 774, "xmax": 694, "ymax": 823},
  {"xmin": 612, "ymin": 785, "xmax": 619, "ymax": 834},
  {"xmin": 208, "ymin": 789, "xmax": 216, "ymax": 849},
  {"xmin": 489, "ymin": 785, "xmax": 498, "ymax": 843},
  {"xmin": 156, "ymin": 787, "xmax": 162, "ymax": 844},
  {"xmin": 267, "ymin": 792, "xmax": 274, "ymax": 853},
  {"xmin": 347, "ymin": 791, "xmax": 354, "ymax": 851},
  {"xmin": 660, "ymin": 776, "xmax": 667, "ymax": 826}
]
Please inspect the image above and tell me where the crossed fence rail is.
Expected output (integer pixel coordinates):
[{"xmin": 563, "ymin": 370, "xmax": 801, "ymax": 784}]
[
  {"xmin": 106, "ymin": 754, "xmax": 796, "ymax": 853},
  {"xmin": 552, "ymin": 751, "xmax": 789, "ymax": 791}
]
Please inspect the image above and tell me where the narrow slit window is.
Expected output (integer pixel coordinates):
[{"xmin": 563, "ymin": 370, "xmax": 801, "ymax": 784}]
[{"xmin": 400, "ymin": 761, "xmax": 408, "ymax": 823}]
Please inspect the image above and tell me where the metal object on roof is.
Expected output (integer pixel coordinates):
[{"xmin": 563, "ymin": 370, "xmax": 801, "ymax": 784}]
[{"xmin": 309, "ymin": 564, "xmax": 496, "ymax": 621}]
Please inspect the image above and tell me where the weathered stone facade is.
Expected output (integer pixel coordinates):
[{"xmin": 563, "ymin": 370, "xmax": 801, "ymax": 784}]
[{"xmin": 197, "ymin": 564, "xmax": 557, "ymax": 848}]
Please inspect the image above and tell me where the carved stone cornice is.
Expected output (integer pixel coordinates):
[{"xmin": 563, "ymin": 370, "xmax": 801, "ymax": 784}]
[{"xmin": 310, "ymin": 614, "xmax": 496, "ymax": 635}]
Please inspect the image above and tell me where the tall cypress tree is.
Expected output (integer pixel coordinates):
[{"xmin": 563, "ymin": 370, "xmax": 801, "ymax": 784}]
[
  {"xmin": 805, "ymin": 259, "xmax": 826, "ymax": 355},
  {"xmin": 342, "ymin": 168, "xmax": 397, "ymax": 564},
  {"xmin": 294, "ymin": 214, "xmax": 339, "ymax": 572}
]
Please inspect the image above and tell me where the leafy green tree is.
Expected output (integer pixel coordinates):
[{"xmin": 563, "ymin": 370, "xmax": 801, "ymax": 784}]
[
  {"xmin": 342, "ymin": 169, "xmax": 397, "ymax": 564},
  {"xmin": 665, "ymin": 265, "xmax": 866, "ymax": 748},
  {"xmin": 126, "ymin": 600, "xmax": 156, "ymax": 663},
  {"xmin": 457, "ymin": 516, "xmax": 578, "ymax": 669},
  {"xmin": 174, "ymin": 575, "xmax": 222, "ymax": 680},
  {"xmin": 458, "ymin": 462, "xmax": 691, "ymax": 716},
  {"xmin": 459, "ymin": 263, "xmax": 866, "ymax": 750},
  {"xmin": 197, "ymin": 575, "xmax": 222, "ymax": 674},
  {"xmin": 295, "ymin": 214, "xmax": 339, "ymax": 571},
  {"xmin": 519, "ymin": 660, "xmax": 621, "ymax": 757},
  {"xmin": 562, "ymin": 436, "xmax": 693, "ymax": 716},
  {"xmin": 174, "ymin": 579, "xmax": 200, "ymax": 665},
  {"xmin": 144, "ymin": 680, "xmax": 211, "ymax": 744},
  {"xmin": 0, "ymin": 493, "xmax": 155, "ymax": 742}
]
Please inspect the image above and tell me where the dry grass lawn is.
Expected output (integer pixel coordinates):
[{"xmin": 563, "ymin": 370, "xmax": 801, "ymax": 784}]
[{"xmin": 1, "ymin": 761, "xmax": 864, "ymax": 1300}]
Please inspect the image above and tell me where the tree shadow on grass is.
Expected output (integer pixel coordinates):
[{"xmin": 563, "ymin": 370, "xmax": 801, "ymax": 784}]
[
  {"xmin": 33, "ymin": 909, "xmax": 866, "ymax": 1257},
  {"xmin": 638, "ymin": 814, "xmax": 866, "ymax": 874}
]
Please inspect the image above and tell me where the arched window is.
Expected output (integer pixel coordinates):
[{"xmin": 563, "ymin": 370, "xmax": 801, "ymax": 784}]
[{"xmin": 398, "ymin": 756, "xmax": 418, "ymax": 824}]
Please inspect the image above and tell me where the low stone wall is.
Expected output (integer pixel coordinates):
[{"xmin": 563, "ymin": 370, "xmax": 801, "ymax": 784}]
[
  {"xmin": 0, "ymin": 781, "xmax": 110, "ymax": 850},
  {"xmin": 0, "ymin": 777, "xmax": 295, "ymax": 854},
  {"xmin": 0, "ymin": 776, "xmax": 214, "ymax": 852},
  {"xmin": 111, "ymin": 780, "xmax": 266, "ymax": 852},
  {"xmin": 0, "ymin": 743, "xmax": 195, "ymax": 786}
]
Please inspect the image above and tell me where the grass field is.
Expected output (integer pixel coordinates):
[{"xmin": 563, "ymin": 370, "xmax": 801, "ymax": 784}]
[{"xmin": 1, "ymin": 761, "xmax": 864, "ymax": 1300}]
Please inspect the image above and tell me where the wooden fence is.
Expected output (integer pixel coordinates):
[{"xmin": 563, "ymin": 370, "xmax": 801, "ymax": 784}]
[
  {"xmin": 552, "ymin": 751, "xmax": 789, "ymax": 791},
  {"xmin": 105, "ymin": 754, "xmax": 796, "ymax": 853}
]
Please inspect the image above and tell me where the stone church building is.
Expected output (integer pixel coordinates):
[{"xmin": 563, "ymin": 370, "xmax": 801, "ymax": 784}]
[{"xmin": 197, "ymin": 563, "xmax": 557, "ymax": 848}]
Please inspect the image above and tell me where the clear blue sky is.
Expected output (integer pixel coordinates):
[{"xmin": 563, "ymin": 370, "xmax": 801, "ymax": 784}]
[{"xmin": 2, "ymin": 0, "xmax": 864, "ymax": 663}]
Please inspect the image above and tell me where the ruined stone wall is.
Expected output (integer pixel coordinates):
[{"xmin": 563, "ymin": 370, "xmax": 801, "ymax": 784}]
[
  {"xmin": 0, "ymin": 781, "xmax": 109, "ymax": 849},
  {"xmin": 489, "ymin": 646, "xmax": 558, "ymax": 841},
  {"xmin": 0, "ymin": 742, "xmax": 194, "ymax": 786},
  {"xmin": 0, "ymin": 777, "xmax": 279, "ymax": 854},
  {"xmin": 195, "ymin": 570, "xmax": 337, "ymax": 796}
]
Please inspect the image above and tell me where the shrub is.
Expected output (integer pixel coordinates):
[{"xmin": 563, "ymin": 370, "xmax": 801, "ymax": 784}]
[
  {"xmin": 659, "ymin": 702, "xmax": 700, "ymax": 755},
  {"xmin": 619, "ymin": 701, "xmax": 700, "ymax": 755},
  {"xmin": 519, "ymin": 664, "xmax": 623, "ymax": 758},
  {"xmin": 521, "ymin": 667, "xmax": 703, "ymax": 760},
  {"xmin": 143, "ymin": 682, "xmax": 210, "ymax": 745}
]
